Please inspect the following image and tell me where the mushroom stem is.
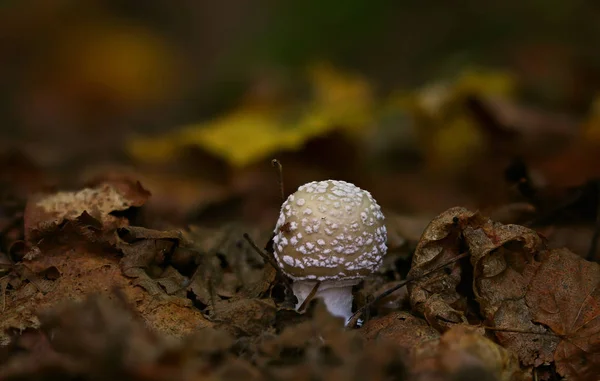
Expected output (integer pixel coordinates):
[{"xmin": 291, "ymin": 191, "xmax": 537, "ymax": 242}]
[{"xmin": 292, "ymin": 280, "xmax": 357, "ymax": 325}]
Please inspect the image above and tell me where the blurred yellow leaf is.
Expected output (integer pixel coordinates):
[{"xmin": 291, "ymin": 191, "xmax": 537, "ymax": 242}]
[
  {"xmin": 391, "ymin": 68, "xmax": 516, "ymax": 173},
  {"xmin": 582, "ymin": 96, "xmax": 600, "ymax": 142},
  {"xmin": 307, "ymin": 62, "xmax": 375, "ymax": 133},
  {"xmin": 128, "ymin": 62, "xmax": 375, "ymax": 167}
]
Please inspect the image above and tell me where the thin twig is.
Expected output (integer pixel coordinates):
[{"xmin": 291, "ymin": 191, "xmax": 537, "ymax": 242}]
[
  {"xmin": 347, "ymin": 252, "xmax": 470, "ymax": 328},
  {"xmin": 243, "ymin": 233, "xmax": 293, "ymax": 290},
  {"xmin": 481, "ymin": 325, "xmax": 560, "ymax": 337},
  {"xmin": 271, "ymin": 159, "xmax": 285, "ymax": 203},
  {"xmin": 298, "ymin": 281, "xmax": 321, "ymax": 312}
]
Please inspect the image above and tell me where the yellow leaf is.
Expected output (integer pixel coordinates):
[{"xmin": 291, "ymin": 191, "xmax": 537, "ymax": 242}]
[
  {"xmin": 306, "ymin": 62, "xmax": 375, "ymax": 131},
  {"xmin": 582, "ymin": 96, "xmax": 600, "ymax": 142},
  {"xmin": 127, "ymin": 62, "xmax": 375, "ymax": 167},
  {"xmin": 394, "ymin": 68, "xmax": 516, "ymax": 173}
]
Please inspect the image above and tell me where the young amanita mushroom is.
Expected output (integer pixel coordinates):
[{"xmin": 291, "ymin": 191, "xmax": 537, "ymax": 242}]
[{"xmin": 272, "ymin": 180, "xmax": 387, "ymax": 325}]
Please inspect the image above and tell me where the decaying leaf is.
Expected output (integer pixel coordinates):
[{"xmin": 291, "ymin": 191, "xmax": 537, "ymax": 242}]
[
  {"xmin": 1, "ymin": 231, "xmax": 211, "ymax": 346},
  {"xmin": 408, "ymin": 206, "xmax": 600, "ymax": 379},
  {"xmin": 464, "ymin": 218, "xmax": 559, "ymax": 367},
  {"xmin": 407, "ymin": 207, "xmax": 484, "ymax": 331},
  {"xmin": 524, "ymin": 249, "xmax": 600, "ymax": 378},
  {"xmin": 23, "ymin": 179, "xmax": 150, "ymax": 243},
  {"xmin": 183, "ymin": 224, "xmax": 279, "ymax": 312},
  {"xmin": 116, "ymin": 226, "xmax": 190, "ymax": 306}
]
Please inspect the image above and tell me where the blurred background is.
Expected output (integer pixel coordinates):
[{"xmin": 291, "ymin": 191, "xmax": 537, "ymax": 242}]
[{"xmin": 4, "ymin": 0, "xmax": 600, "ymax": 251}]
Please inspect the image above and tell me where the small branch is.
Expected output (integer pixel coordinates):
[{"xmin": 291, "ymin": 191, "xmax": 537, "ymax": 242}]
[
  {"xmin": 243, "ymin": 233, "xmax": 293, "ymax": 290},
  {"xmin": 481, "ymin": 325, "xmax": 560, "ymax": 337},
  {"xmin": 347, "ymin": 252, "xmax": 470, "ymax": 328},
  {"xmin": 298, "ymin": 281, "xmax": 321, "ymax": 312},
  {"xmin": 271, "ymin": 159, "xmax": 285, "ymax": 203}
]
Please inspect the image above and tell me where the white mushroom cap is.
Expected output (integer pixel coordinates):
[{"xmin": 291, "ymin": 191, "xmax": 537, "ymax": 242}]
[{"xmin": 272, "ymin": 180, "xmax": 387, "ymax": 281}]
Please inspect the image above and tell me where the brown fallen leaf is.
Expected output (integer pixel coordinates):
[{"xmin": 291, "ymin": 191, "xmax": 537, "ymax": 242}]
[
  {"xmin": 183, "ymin": 224, "xmax": 279, "ymax": 313},
  {"xmin": 524, "ymin": 248, "xmax": 600, "ymax": 379},
  {"xmin": 1, "ymin": 238, "xmax": 211, "ymax": 346},
  {"xmin": 411, "ymin": 324, "xmax": 526, "ymax": 381},
  {"xmin": 407, "ymin": 206, "xmax": 600, "ymax": 379},
  {"xmin": 361, "ymin": 311, "xmax": 440, "ymax": 349},
  {"xmin": 23, "ymin": 179, "xmax": 150, "ymax": 243},
  {"xmin": 407, "ymin": 207, "xmax": 485, "ymax": 331},
  {"xmin": 116, "ymin": 226, "xmax": 191, "ymax": 306},
  {"xmin": 464, "ymin": 218, "xmax": 559, "ymax": 367}
]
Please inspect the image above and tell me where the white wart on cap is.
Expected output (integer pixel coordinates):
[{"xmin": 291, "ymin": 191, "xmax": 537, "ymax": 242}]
[{"xmin": 272, "ymin": 180, "xmax": 387, "ymax": 323}]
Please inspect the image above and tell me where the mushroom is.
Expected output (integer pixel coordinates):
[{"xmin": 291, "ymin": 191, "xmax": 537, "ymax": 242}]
[{"xmin": 272, "ymin": 180, "xmax": 387, "ymax": 325}]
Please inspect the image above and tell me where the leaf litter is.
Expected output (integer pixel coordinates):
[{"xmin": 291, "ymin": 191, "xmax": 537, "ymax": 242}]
[
  {"xmin": 2, "ymin": 158, "xmax": 600, "ymax": 380},
  {"xmin": 405, "ymin": 206, "xmax": 600, "ymax": 379}
]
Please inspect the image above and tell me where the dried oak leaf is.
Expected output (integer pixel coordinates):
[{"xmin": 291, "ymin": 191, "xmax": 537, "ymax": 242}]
[
  {"xmin": 407, "ymin": 207, "xmax": 486, "ymax": 331},
  {"xmin": 439, "ymin": 207, "xmax": 599, "ymax": 379},
  {"xmin": 23, "ymin": 179, "xmax": 150, "ymax": 243},
  {"xmin": 524, "ymin": 248, "xmax": 600, "ymax": 379},
  {"xmin": 407, "ymin": 206, "xmax": 600, "ymax": 379},
  {"xmin": 464, "ymin": 219, "xmax": 559, "ymax": 367},
  {"xmin": 411, "ymin": 325, "xmax": 526, "ymax": 381}
]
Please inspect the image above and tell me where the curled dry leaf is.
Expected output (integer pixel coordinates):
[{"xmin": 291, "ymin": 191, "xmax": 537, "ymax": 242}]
[
  {"xmin": 408, "ymin": 206, "xmax": 600, "ymax": 379},
  {"xmin": 407, "ymin": 207, "xmax": 485, "ymax": 331},
  {"xmin": 23, "ymin": 179, "xmax": 150, "ymax": 243},
  {"xmin": 466, "ymin": 220, "xmax": 600, "ymax": 379},
  {"xmin": 464, "ymin": 219, "xmax": 559, "ymax": 367}
]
